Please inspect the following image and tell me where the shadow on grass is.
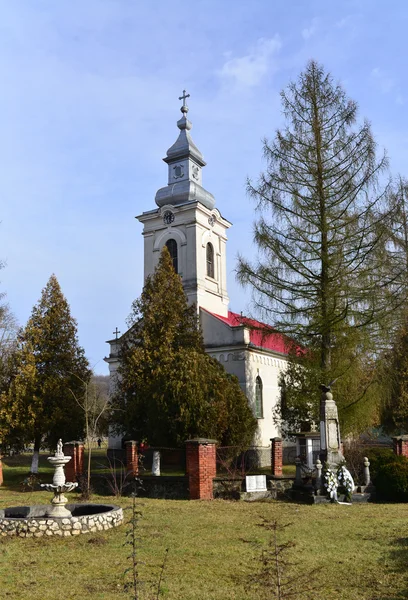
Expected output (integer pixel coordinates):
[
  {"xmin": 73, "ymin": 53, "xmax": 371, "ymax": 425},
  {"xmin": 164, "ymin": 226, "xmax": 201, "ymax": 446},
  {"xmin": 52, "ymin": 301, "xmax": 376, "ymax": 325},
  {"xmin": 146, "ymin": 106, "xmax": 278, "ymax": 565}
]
[{"xmin": 373, "ymin": 537, "xmax": 408, "ymax": 600}]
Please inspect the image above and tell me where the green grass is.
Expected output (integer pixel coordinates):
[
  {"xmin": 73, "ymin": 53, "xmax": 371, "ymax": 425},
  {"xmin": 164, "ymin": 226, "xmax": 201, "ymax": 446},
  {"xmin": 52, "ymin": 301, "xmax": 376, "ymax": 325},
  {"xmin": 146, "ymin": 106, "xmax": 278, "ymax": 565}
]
[{"xmin": 1, "ymin": 454, "xmax": 408, "ymax": 599}]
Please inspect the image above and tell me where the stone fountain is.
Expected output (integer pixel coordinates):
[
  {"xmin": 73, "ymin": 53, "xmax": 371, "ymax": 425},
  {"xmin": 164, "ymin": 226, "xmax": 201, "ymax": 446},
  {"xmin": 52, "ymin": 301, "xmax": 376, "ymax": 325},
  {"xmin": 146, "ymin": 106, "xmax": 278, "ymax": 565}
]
[
  {"xmin": 0, "ymin": 438, "xmax": 123, "ymax": 538},
  {"xmin": 40, "ymin": 439, "xmax": 78, "ymax": 517}
]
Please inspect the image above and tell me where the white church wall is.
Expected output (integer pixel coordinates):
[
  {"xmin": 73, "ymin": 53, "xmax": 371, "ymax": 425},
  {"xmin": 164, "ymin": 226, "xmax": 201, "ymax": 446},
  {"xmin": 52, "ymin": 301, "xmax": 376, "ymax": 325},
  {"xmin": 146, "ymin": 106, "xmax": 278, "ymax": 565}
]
[
  {"xmin": 209, "ymin": 351, "xmax": 247, "ymax": 394},
  {"xmin": 208, "ymin": 346, "xmax": 288, "ymax": 448},
  {"xmin": 200, "ymin": 310, "xmax": 250, "ymax": 347},
  {"xmin": 245, "ymin": 350, "xmax": 287, "ymax": 446}
]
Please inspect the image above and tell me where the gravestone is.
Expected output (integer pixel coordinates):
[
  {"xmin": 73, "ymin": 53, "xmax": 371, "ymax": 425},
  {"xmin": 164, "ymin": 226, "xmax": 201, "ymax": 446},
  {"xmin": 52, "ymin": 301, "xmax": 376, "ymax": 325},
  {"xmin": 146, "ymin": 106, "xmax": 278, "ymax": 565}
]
[
  {"xmin": 319, "ymin": 384, "xmax": 343, "ymax": 468},
  {"xmin": 152, "ymin": 450, "xmax": 161, "ymax": 476}
]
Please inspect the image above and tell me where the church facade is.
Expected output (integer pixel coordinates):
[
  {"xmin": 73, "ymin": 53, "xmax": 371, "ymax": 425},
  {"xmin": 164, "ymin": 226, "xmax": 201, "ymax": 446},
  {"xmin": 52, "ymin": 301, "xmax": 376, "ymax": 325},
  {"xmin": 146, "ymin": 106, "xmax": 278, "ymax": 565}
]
[{"xmin": 105, "ymin": 94, "xmax": 289, "ymax": 452}]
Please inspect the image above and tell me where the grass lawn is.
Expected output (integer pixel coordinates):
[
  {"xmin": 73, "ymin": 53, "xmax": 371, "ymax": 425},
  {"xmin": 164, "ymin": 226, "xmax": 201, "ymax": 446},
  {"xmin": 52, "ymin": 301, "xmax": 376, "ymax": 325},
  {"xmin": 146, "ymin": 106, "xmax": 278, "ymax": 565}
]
[{"xmin": 1, "ymin": 454, "xmax": 408, "ymax": 599}]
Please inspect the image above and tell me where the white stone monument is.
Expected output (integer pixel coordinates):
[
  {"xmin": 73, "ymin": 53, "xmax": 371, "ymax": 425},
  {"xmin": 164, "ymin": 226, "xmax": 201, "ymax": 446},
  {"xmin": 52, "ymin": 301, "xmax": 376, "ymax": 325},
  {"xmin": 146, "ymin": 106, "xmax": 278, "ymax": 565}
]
[{"xmin": 319, "ymin": 384, "xmax": 344, "ymax": 468}]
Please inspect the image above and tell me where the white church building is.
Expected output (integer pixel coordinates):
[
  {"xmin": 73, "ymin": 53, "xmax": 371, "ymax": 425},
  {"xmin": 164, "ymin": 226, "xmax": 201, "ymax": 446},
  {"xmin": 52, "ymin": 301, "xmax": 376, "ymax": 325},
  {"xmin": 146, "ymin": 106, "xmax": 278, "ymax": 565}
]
[{"xmin": 105, "ymin": 93, "xmax": 290, "ymax": 452}]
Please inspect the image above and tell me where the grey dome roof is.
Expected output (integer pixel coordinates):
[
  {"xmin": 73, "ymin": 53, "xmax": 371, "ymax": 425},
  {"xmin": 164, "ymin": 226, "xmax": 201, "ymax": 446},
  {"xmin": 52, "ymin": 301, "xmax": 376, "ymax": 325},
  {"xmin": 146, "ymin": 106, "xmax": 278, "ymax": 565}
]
[{"xmin": 155, "ymin": 180, "xmax": 215, "ymax": 209}]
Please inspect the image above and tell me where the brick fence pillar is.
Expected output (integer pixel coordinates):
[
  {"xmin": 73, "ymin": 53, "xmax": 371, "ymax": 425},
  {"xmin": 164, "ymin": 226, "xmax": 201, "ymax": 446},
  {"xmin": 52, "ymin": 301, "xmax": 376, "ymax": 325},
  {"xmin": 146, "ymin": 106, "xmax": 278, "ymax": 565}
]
[
  {"xmin": 125, "ymin": 441, "xmax": 139, "ymax": 476},
  {"xmin": 393, "ymin": 435, "xmax": 408, "ymax": 457},
  {"xmin": 64, "ymin": 441, "xmax": 84, "ymax": 482},
  {"xmin": 271, "ymin": 437, "xmax": 283, "ymax": 477},
  {"xmin": 185, "ymin": 438, "xmax": 217, "ymax": 500},
  {"xmin": 76, "ymin": 442, "xmax": 84, "ymax": 477},
  {"xmin": 0, "ymin": 455, "xmax": 3, "ymax": 486},
  {"xmin": 64, "ymin": 442, "xmax": 76, "ymax": 482}
]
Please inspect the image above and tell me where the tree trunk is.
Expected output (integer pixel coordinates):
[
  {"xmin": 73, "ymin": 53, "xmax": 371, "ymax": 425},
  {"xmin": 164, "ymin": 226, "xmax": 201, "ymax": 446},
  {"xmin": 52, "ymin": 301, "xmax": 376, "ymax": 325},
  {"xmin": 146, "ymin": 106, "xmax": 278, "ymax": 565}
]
[
  {"xmin": 31, "ymin": 434, "xmax": 42, "ymax": 473},
  {"xmin": 311, "ymin": 66, "xmax": 331, "ymax": 373},
  {"xmin": 87, "ymin": 439, "xmax": 92, "ymax": 495}
]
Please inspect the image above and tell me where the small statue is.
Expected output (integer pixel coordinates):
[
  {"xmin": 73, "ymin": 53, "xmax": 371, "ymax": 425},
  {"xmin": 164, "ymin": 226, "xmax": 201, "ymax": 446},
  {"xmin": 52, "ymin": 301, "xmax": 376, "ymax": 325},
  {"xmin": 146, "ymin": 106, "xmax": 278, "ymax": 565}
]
[
  {"xmin": 56, "ymin": 439, "xmax": 63, "ymax": 457},
  {"xmin": 320, "ymin": 377, "xmax": 339, "ymax": 394}
]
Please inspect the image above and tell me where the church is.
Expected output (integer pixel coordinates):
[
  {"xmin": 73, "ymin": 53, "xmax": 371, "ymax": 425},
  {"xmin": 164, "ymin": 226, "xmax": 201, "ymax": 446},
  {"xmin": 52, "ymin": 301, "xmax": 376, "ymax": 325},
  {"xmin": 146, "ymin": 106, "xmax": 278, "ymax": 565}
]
[{"xmin": 105, "ymin": 93, "xmax": 290, "ymax": 455}]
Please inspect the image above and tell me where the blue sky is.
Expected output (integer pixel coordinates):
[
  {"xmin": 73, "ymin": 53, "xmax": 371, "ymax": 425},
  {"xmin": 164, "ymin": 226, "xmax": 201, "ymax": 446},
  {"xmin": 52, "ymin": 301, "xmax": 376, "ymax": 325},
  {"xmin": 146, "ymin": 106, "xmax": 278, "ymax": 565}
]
[{"xmin": 0, "ymin": 0, "xmax": 407, "ymax": 374}]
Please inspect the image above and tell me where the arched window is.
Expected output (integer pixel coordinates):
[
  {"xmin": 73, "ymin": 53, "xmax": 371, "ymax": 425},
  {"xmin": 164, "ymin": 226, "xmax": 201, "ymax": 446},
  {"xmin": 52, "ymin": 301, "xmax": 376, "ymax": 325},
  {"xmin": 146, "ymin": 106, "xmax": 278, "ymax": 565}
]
[
  {"xmin": 255, "ymin": 376, "xmax": 263, "ymax": 419},
  {"xmin": 206, "ymin": 243, "xmax": 214, "ymax": 278},
  {"xmin": 165, "ymin": 239, "xmax": 178, "ymax": 273}
]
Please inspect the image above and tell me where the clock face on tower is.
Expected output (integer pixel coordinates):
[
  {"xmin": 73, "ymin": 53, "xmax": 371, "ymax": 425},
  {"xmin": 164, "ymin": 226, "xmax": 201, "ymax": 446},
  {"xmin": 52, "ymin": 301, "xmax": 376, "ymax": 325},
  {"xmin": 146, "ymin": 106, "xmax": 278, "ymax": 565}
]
[{"xmin": 163, "ymin": 211, "xmax": 175, "ymax": 225}]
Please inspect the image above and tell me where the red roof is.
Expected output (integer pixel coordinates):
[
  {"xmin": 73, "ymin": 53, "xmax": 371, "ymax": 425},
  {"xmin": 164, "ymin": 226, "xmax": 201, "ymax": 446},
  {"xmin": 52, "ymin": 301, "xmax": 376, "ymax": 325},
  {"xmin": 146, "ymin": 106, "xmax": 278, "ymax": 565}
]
[{"xmin": 209, "ymin": 310, "xmax": 291, "ymax": 355}]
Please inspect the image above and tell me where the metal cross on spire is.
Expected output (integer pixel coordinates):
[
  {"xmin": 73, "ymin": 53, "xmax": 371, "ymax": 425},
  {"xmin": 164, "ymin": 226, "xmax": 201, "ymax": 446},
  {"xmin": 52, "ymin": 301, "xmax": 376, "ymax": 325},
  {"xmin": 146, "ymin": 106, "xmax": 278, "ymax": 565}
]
[
  {"xmin": 179, "ymin": 89, "xmax": 190, "ymax": 115},
  {"xmin": 113, "ymin": 327, "xmax": 121, "ymax": 339}
]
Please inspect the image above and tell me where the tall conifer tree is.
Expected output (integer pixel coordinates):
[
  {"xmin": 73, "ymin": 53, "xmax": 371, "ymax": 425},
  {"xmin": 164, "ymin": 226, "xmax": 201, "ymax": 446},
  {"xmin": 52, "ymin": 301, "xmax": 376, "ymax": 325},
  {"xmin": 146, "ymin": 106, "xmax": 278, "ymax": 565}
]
[
  {"xmin": 238, "ymin": 60, "xmax": 392, "ymax": 433},
  {"xmin": 2, "ymin": 275, "xmax": 90, "ymax": 471},
  {"xmin": 112, "ymin": 247, "xmax": 257, "ymax": 448},
  {"xmin": 380, "ymin": 178, "xmax": 408, "ymax": 431}
]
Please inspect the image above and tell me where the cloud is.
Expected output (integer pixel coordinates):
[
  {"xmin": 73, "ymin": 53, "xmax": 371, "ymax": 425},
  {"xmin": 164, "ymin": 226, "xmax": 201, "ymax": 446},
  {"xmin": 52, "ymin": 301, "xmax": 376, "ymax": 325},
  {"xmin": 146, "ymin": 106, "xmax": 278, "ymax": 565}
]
[
  {"xmin": 302, "ymin": 18, "xmax": 319, "ymax": 40},
  {"xmin": 217, "ymin": 36, "xmax": 281, "ymax": 89}
]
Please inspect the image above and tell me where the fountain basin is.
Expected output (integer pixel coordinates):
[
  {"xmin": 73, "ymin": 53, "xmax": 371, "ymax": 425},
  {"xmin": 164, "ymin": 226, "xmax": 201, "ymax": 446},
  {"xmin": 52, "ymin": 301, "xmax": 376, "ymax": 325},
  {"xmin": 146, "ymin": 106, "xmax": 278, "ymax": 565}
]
[{"xmin": 0, "ymin": 503, "xmax": 123, "ymax": 538}]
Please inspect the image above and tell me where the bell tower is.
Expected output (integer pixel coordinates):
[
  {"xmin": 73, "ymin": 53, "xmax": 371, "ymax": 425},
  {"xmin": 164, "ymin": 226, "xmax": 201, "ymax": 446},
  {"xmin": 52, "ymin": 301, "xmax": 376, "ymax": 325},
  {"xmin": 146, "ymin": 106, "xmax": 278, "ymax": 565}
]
[{"xmin": 137, "ymin": 92, "xmax": 230, "ymax": 317}]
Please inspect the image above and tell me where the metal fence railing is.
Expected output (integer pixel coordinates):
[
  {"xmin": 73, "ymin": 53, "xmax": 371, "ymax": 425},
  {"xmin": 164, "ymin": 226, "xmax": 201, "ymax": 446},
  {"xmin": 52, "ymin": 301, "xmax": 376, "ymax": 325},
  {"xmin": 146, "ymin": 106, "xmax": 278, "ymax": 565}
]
[{"xmin": 216, "ymin": 445, "xmax": 271, "ymax": 476}]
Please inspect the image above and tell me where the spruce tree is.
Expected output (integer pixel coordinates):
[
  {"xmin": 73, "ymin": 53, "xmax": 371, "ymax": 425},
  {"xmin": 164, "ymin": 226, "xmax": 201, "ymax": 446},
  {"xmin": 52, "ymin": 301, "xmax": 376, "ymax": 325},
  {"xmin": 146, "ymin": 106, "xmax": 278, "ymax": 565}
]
[
  {"xmin": 238, "ymin": 60, "xmax": 392, "ymax": 433},
  {"xmin": 2, "ymin": 274, "xmax": 90, "ymax": 471},
  {"xmin": 112, "ymin": 246, "xmax": 257, "ymax": 447}
]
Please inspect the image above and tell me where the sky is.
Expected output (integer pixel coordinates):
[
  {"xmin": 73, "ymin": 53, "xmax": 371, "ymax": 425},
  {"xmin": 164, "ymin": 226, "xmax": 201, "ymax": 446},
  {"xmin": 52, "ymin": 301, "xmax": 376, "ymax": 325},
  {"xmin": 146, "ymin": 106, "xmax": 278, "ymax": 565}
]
[{"xmin": 0, "ymin": 0, "xmax": 407, "ymax": 374}]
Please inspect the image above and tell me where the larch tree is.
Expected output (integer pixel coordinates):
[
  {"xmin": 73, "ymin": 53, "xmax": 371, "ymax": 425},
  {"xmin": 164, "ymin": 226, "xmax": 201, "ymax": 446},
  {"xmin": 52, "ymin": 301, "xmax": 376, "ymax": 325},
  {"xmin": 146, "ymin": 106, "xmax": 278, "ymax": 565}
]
[
  {"xmin": 238, "ymin": 60, "xmax": 393, "ymax": 434},
  {"xmin": 112, "ymin": 246, "xmax": 257, "ymax": 448},
  {"xmin": 2, "ymin": 275, "xmax": 90, "ymax": 472},
  {"xmin": 380, "ymin": 177, "xmax": 408, "ymax": 431},
  {"xmin": 384, "ymin": 177, "xmax": 408, "ymax": 316},
  {"xmin": 381, "ymin": 318, "xmax": 408, "ymax": 433}
]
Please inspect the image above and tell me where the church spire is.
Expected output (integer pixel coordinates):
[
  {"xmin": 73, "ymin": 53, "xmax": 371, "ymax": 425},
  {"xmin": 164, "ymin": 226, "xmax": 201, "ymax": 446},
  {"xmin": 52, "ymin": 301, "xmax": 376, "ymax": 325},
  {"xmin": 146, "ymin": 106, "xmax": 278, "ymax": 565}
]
[{"xmin": 155, "ymin": 91, "xmax": 215, "ymax": 210}]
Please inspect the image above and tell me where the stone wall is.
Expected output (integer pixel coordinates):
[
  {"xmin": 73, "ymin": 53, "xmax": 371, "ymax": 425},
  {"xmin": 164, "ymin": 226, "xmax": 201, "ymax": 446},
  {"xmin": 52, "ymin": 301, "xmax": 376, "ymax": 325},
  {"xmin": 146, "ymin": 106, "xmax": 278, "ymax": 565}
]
[
  {"xmin": 0, "ymin": 504, "xmax": 123, "ymax": 538},
  {"xmin": 135, "ymin": 476, "xmax": 188, "ymax": 500},
  {"xmin": 213, "ymin": 475, "xmax": 294, "ymax": 500}
]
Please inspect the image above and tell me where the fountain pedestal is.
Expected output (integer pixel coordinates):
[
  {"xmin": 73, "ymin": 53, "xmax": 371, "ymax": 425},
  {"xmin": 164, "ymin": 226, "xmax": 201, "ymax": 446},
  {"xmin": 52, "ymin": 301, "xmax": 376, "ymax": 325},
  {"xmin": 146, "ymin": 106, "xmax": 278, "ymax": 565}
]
[{"xmin": 41, "ymin": 439, "xmax": 78, "ymax": 517}]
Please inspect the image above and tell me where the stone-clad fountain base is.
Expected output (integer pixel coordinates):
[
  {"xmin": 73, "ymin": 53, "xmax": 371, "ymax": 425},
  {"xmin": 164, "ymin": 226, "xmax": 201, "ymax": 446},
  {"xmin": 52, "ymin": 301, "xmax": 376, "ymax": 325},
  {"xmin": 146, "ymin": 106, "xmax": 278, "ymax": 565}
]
[{"xmin": 0, "ymin": 503, "xmax": 123, "ymax": 537}]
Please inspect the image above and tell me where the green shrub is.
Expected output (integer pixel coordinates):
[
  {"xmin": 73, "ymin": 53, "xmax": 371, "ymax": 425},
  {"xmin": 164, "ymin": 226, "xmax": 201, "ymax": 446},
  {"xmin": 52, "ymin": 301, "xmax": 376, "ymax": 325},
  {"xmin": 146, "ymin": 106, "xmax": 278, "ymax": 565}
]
[
  {"xmin": 372, "ymin": 454, "xmax": 408, "ymax": 501},
  {"xmin": 366, "ymin": 447, "xmax": 395, "ymax": 478}
]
